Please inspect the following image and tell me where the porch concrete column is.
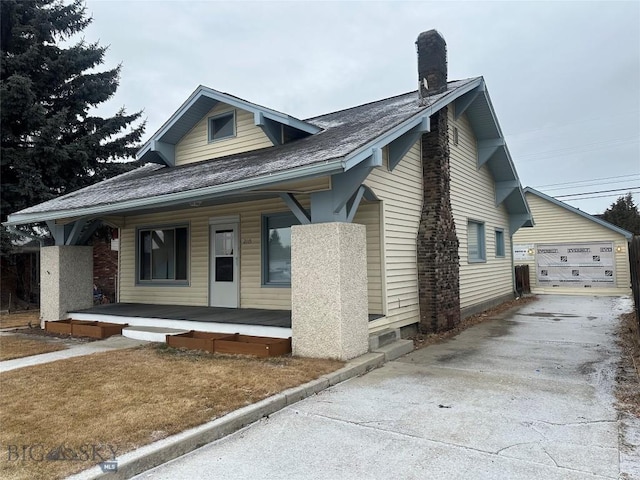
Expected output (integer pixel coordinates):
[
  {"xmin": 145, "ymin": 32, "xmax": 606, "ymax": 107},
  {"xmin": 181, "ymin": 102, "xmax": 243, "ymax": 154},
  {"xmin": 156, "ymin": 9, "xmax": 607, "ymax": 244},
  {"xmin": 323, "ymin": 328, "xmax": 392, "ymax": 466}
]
[
  {"xmin": 291, "ymin": 222, "xmax": 368, "ymax": 360},
  {"xmin": 40, "ymin": 246, "xmax": 93, "ymax": 328}
]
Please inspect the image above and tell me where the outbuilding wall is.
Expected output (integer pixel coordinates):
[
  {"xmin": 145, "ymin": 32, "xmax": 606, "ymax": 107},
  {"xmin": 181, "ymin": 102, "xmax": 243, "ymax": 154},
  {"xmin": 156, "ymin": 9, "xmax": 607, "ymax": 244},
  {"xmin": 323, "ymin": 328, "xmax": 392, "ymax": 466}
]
[{"xmin": 512, "ymin": 192, "xmax": 631, "ymax": 295}]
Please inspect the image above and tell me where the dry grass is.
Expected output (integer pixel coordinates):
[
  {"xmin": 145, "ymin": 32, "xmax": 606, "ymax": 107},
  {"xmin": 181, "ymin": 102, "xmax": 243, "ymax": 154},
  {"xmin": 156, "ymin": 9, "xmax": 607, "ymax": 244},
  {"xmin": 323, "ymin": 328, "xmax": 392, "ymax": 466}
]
[
  {"xmin": 411, "ymin": 295, "xmax": 538, "ymax": 349},
  {"xmin": 616, "ymin": 310, "xmax": 640, "ymax": 417},
  {"xmin": 0, "ymin": 310, "xmax": 39, "ymax": 329},
  {"xmin": 0, "ymin": 335, "xmax": 67, "ymax": 361},
  {"xmin": 0, "ymin": 344, "xmax": 343, "ymax": 480}
]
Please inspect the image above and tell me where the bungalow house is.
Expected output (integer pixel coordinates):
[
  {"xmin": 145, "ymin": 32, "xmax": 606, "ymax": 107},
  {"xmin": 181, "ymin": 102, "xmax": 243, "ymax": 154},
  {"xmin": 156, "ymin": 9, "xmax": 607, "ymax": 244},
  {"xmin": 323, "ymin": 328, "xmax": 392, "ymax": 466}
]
[
  {"xmin": 512, "ymin": 187, "xmax": 632, "ymax": 295},
  {"xmin": 5, "ymin": 30, "xmax": 533, "ymax": 360}
]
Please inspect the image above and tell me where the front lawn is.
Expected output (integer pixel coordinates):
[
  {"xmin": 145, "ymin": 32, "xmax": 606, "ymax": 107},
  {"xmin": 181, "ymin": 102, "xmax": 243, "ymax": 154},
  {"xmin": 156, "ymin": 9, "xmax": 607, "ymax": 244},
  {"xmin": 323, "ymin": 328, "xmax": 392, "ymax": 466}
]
[
  {"xmin": 0, "ymin": 335, "xmax": 67, "ymax": 361},
  {"xmin": 0, "ymin": 344, "xmax": 342, "ymax": 480},
  {"xmin": 0, "ymin": 310, "xmax": 39, "ymax": 329}
]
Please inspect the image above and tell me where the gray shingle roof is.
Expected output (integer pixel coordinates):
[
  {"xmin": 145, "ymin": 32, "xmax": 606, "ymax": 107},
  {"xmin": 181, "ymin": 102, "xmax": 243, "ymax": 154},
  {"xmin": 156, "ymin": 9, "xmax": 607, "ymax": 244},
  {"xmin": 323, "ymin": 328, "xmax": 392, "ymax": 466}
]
[{"xmin": 9, "ymin": 78, "xmax": 478, "ymax": 221}]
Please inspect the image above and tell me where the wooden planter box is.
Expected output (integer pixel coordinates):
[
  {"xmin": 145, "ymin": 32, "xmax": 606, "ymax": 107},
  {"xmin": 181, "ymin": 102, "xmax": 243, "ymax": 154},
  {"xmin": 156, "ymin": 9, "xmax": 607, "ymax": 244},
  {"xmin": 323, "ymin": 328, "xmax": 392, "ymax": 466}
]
[
  {"xmin": 166, "ymin": 331, "xmax": 236, "ymax": 353},
  {"xmin": 71, "ymin": 321, "xmax": 127, "ymax": 339},
  {"xmin": 215, "ymin": 334, "xmax": 292, "ymax": 357},
  {"xmin": 45, "ymin": 319, "xmax": 73, "ymax": 335}
]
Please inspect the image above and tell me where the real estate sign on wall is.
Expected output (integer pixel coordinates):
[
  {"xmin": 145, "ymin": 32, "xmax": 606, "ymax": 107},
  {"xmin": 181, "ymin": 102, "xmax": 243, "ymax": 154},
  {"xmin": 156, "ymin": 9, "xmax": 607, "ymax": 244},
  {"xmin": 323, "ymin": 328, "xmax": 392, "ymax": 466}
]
[
  {"xmin": 513, "ymin": 244, "xmax": 535, "ymax": 261},
  {"xmin": 536, "ymin": 242, "xmax": 615, "ymax": 288}
]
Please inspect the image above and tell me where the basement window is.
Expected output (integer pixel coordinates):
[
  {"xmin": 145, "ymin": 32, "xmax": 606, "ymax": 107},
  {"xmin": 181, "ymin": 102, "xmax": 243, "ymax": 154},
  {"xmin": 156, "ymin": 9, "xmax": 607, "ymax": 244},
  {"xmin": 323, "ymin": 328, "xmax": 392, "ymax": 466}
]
[
  {"xmin": 137, "ymin": 226, "xmax": 189, "ymax": 284},
  {"xmin": 208, "ymin": 111, "xmax": 236, "ymax": 142},
  {"xmin": 467, "ymin": 220, "xmax": 486, "ymax": 263}
]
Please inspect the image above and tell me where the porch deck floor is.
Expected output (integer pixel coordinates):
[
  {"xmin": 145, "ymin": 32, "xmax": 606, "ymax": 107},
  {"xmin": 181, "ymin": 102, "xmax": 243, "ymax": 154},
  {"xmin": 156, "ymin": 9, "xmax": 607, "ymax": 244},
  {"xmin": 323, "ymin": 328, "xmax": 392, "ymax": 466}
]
[
  {"xmin": 73, "ymin": 304, "xmax": 384, "ymax": 330},
  {"xmin": 75, "ymin": 303, "xmax": 292, "ymax": 329}
]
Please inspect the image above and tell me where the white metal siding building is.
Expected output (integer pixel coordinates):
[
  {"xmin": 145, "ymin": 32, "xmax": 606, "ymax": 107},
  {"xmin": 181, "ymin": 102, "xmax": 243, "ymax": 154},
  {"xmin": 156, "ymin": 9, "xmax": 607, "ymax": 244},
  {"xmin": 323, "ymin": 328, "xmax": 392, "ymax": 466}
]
[{"xmin": 512, "ymin": 188, "xmax": 632, "ymax": 296}]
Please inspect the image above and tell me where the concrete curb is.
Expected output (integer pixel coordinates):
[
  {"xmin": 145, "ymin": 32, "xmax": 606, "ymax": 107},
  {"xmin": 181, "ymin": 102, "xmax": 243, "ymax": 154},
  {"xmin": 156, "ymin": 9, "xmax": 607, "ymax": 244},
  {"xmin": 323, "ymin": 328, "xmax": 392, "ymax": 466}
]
[{"xmin": 68, "ymin": 351, "xmax": 388, "ymax": 480}]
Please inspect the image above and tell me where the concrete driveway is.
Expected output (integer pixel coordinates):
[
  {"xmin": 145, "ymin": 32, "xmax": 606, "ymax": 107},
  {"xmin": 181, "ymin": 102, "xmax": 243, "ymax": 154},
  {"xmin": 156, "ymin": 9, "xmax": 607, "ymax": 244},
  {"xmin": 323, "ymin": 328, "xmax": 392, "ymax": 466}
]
[{"xmin": 135, "ymin": 295, "xmax": 637, "ymax": 480}]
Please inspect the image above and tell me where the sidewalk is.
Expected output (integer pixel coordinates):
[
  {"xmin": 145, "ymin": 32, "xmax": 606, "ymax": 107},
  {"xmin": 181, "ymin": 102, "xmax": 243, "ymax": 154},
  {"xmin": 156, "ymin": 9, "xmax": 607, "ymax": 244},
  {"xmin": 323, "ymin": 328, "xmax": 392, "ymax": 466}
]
[{"xmin": 0, "ymin": 335, "xmax": 146, "ymax": 373}]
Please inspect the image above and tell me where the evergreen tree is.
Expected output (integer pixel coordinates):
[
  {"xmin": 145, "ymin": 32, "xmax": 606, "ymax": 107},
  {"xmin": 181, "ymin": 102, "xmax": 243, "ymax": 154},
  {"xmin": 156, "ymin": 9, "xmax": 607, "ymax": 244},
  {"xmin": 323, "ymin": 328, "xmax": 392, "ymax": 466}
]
[
  {"xmin": 602, "ymin": 193, "xmax": 640, "ymax": 235},
  {"xmin": 1, "ymin": 0, "xmax": 145, "ymax": 251},
  {"xmin": 269, "ymin": 229, "xmax": 284, "ymax": 260}
]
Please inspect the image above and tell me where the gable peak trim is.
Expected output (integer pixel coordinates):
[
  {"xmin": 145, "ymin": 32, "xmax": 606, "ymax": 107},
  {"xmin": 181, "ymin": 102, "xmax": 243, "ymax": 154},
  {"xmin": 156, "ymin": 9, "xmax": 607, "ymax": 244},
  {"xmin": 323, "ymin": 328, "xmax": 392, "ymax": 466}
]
[
  {"xmin": 524, "ymin": 187, "xmax": 633, "ymax": 240},
  {"xmin": 136, "ymin": 85, "xmax": 320, "ymax": 165}
]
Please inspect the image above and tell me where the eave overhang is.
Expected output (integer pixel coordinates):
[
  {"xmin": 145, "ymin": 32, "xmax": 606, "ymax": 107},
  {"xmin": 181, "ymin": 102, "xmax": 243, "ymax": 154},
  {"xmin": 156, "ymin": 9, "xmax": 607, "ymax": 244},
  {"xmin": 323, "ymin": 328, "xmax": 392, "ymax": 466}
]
[
  {"xmin": 342, "ymin": 76, "xmax": 484, "ymax": 171},
  {"xmin": 4, "ymin": 159, "xmax": 345, "ymax": 227},
  {"xmin": 456, "ymin": 80, "xmax": 534, "ymax": 233}
]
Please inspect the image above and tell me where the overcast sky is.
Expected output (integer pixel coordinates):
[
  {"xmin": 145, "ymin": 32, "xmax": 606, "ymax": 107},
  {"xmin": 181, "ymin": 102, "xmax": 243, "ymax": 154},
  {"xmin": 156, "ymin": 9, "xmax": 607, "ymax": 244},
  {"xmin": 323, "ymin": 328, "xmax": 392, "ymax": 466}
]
[{"xmin": 83, "ymin": 0, "xmax": 639, "ymax": 215}]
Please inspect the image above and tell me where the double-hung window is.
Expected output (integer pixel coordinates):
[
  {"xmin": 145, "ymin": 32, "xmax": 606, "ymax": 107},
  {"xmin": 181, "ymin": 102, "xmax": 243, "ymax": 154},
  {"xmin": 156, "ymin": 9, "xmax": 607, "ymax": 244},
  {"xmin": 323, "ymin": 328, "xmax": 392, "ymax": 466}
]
[
  {"xmin": 208, "ymin": 111, "xmax": 235, "ymax": 142},
  {"xmin": 138, "ymin": 226, "xmax": 188, "ymax": 283},
  {"xmin": 262, "ymin": 213, "xmax": 300, "ymax": 286},
  {"xmin": 467, "ymin": 220, "xmax": 486, "ymax": 263}
]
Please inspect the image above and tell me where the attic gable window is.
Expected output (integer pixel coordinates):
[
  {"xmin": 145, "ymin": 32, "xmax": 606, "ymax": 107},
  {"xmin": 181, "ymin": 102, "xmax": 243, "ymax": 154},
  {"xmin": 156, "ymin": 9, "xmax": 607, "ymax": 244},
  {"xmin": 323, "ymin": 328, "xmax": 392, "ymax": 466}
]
[{"xmin": 208, "ymin": 111, "xmax": 236, "ymax": 142}]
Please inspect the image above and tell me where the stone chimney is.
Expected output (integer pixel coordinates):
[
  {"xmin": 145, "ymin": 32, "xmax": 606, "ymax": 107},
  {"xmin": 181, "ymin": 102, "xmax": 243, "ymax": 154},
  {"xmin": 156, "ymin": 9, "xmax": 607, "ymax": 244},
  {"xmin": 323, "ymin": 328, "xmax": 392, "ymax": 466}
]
[
  {"xmin": 415, "ymin": 29, "xmax": 461, "ymax": 334},
  {"xmin": 416, "ymin": 29, "xmax": 447, "ymax": 97}
]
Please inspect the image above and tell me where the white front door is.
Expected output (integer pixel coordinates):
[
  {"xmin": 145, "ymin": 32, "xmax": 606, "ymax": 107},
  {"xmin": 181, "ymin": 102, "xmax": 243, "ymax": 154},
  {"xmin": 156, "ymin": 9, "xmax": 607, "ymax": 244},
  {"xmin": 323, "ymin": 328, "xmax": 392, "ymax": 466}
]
[{"xmin": 210, "ymin": 223, "xmax": 239, "ymax": 308}]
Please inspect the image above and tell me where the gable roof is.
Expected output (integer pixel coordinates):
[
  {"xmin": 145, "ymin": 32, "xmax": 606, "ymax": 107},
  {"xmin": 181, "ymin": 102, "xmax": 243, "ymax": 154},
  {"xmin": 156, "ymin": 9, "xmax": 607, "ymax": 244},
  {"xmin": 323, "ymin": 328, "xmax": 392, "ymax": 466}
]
[
  {"xmin": 137, "ymin": 85, "xmax": 322, "ymax": 166},
  {"xmin": 524, "ymin": 187, "xmax": 633, "ymax": 240},
  {"xmin": 6, "ymin": 77, "xmax": 533, "ymax": 229}
]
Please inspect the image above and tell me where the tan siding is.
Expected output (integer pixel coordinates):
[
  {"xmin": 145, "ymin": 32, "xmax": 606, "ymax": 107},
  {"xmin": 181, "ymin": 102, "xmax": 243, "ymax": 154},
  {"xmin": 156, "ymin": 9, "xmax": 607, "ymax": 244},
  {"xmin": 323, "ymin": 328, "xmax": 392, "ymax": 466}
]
[
  {"xmin": 365, "ymin": 142, "xmax": 423, "ymax": 331},
  {"xmin": 449, "ymin": 110, "xmax": 514, "ymax": 311},
  {"xmin": 120, "ymin": 198, "xmax": 292, "ymax": 309},
  {"xmin": 119, "ymin": 194, "xmax": 384, "ymax": 312},
  {"xmin": 513, "ymin": 193, "xmax": 631, "ymax": 294},
  {"xmin": 175, "ymin": 104, "xmax": 273, "ymax": 166},
  {"xmin": 354, "ymin": 202, "xmax": 383, "ymax": 314}
]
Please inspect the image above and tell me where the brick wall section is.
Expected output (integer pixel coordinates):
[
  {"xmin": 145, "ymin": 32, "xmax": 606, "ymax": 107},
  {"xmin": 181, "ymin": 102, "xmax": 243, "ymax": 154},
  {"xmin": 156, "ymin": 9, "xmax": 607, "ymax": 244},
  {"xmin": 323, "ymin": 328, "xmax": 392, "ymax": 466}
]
[
  {"xmin": 417, "ymin": 30, "xmax": 448, "ymax": 97},
  {"xmin": 91, "ymin": 238, "xmax": 118, "ymax": 302},
  {"xmin": 417, "ymin": 107, "xmax": 461, "ymax": 333}
]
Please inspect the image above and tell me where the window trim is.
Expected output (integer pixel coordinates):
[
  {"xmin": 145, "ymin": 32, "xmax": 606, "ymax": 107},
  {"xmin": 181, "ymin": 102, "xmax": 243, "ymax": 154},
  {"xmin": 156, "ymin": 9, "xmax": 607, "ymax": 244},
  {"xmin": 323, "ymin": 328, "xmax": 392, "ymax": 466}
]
[
  {"xmin": 135, "ymin": 224, "xmax": 190, "ymax": 286},
  {"xmin": 261, "ymin": 212, "xmax": 300, "ymax": 287},
  {"xmin": 207, "ymin": 110, "xmax": 236, "ymax": 143},
  {"xmin": 467, "ymin": 219, "xmax": 486, "ymax": 263},
  {"xmin": 495, "ymin": 228, "xmax": 505, "ymax": 258}
]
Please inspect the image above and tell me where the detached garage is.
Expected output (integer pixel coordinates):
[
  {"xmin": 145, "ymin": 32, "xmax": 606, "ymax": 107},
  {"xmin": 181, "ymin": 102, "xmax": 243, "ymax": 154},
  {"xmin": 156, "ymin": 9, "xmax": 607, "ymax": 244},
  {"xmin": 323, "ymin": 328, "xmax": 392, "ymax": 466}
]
[{"xmin": 513, "ymin": 188, "xmax": 632, "ymax": 296}]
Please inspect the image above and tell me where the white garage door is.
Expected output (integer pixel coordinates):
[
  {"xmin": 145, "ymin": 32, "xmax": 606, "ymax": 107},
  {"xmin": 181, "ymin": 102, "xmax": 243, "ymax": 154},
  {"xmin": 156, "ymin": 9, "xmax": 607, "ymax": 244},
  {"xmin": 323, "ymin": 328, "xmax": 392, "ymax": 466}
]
[{"xmin": 536, "ymin": 242, "xmax": 615, "ymax": 288}]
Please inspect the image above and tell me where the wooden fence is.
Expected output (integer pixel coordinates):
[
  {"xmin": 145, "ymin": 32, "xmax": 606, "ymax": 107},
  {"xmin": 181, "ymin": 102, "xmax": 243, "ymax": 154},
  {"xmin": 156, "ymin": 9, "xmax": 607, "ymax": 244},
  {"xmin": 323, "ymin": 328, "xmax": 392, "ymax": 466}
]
[{"xmin": 514, "ymin": 264, "xmax": 531, "ymax": 296}]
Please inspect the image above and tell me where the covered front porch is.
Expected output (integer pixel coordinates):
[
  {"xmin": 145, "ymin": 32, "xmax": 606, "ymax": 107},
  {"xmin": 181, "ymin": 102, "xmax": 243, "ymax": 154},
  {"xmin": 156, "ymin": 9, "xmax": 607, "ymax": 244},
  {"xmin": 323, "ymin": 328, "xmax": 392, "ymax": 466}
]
[
  {"xmin": 68, "ymin": 303, "xmax": 385, "ymax": 342},
  {"xmin": 69, "ymin": 303, "xmax": 293, "ymax": 339},
  {"xmin": 40, "ymin": 218, "xmax": 374, "ymax": 359},
  {"xmin": 27, "ymin": 149, "xmax": 387, "ymax": 359}
]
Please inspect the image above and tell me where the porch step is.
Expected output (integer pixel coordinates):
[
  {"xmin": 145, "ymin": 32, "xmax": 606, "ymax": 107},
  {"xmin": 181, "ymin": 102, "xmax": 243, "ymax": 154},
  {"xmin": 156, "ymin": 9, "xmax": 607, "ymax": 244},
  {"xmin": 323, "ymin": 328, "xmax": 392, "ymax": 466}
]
[
  {"xmin": 122, "ymin": 326, "xmax": 190, "ymax": 343},
  {"xmin": 371, "ymin": 339, "xmax": 414, "ymax": 361},
  {"xmin": 368, "ymin": 328, "xmax": 402, "ymax": 350},
  {"xmin": 368, "ymin": 328, "xmax": 414, "ymax": 361}
]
